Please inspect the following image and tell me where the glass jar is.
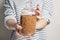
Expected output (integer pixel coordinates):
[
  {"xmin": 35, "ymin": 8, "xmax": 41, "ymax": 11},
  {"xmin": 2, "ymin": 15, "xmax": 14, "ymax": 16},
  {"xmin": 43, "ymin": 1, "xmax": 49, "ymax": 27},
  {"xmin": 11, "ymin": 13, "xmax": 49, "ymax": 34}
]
[{"xmin": 19, "ymin": 0, "xmax": 37, "ymax": 36}]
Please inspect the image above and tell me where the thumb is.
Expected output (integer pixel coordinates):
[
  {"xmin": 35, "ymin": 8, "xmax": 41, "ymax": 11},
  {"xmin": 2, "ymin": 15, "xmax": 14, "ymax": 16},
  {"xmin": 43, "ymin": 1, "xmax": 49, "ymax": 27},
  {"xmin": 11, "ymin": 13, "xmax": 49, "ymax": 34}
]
[{"xmin": 16, "ymin": 24, "xmax": 22, "ymax": 30}]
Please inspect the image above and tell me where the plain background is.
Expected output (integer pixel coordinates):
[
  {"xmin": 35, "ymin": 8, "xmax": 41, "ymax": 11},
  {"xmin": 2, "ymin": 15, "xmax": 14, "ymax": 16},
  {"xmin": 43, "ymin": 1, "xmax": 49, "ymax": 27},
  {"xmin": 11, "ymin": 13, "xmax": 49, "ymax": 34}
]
[{"xmin": 0, "ymin": 0, "xmax": 60, "ymax": 40}]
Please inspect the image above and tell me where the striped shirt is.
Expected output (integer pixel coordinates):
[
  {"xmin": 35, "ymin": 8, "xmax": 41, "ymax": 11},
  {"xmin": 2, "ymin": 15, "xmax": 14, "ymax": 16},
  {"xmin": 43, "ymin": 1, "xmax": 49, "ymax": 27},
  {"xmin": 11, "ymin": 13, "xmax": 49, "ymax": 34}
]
[{"xmin": 4, "ymin": 0, "xmax": 53, "ymax": 40}]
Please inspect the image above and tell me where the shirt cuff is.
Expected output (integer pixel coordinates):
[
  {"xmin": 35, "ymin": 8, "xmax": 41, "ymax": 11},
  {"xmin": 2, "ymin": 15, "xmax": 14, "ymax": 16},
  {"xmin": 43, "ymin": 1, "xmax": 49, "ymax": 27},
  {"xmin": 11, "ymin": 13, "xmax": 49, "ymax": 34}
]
[{"xmin": 4, "ymin": 15, "xmax": 17, "ymax": 30}]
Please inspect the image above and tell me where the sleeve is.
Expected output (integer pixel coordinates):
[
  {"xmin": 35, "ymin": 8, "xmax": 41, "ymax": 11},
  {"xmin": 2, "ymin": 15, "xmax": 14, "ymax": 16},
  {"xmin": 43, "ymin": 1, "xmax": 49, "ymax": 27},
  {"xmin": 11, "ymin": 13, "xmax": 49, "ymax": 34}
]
[
  {"xmin": 4, "ymin": 0, "xmax": 17, "ymax": 29},
  {"xmin": 41, "ymin": 0, "xmax": 53, "ymax": 24}
]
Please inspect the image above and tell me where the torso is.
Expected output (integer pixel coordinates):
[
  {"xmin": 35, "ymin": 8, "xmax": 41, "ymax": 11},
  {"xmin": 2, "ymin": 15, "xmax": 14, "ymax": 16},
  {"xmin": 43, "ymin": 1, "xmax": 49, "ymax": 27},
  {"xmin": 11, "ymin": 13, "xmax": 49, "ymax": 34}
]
[
  {"xmin": 13, "ymin": 0, "xmax": 43, "ymax": 11},
  {"xmin": 12, "ymin": 0, "xmax": 43, "ymax": 24}
]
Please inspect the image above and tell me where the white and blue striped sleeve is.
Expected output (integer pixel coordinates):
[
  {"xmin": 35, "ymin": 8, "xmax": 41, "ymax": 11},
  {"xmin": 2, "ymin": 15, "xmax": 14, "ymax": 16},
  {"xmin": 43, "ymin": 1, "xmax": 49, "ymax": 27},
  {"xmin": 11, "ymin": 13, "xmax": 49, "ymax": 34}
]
[
  {"xmin": 4, "ymin": 0, "xmax": 17, "ymax": 30},
  {"xmin": 41, "ymin": 0, "xmax": 53, "ymax": 24}
]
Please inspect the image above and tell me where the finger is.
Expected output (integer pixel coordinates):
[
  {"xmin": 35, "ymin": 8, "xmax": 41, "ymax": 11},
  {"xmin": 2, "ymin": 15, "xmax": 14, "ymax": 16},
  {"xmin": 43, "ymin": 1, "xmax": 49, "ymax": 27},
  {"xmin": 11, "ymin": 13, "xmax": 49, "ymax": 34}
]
[
  {"xmin": 21, "ymin": 35, "xmax": 30, "ymax": 38},
  {"xmin": 36, "ymin": 16, "xmax": 40, "ymax": 21},
  {"xmin": 17, "ymin": 34, "xmax": 31, "ymax": 38},
  {"xmin": 15, "ymin": 30, "xmax": 22, "ymax": 37},
  {"xmin": 35, "ymin": 10, "xmax": 40, "ymax": 16},
  {"xmin": 18, "ymin": 34, "xmax": 31, "ymax": 38},
  {"xmin": 15, "ymin": 31, "xmax": 26, "ymax": 38},
  {"xmin": 36, "ymin": 4, "xmax": 40, "ymax": 10},
  {"xmin": 16, "ymin": 31, "xmax": 32, "ymax": 38},
  {"xmin": 16, "ymin": 24, "xmax": 22, "ymax": 30}
]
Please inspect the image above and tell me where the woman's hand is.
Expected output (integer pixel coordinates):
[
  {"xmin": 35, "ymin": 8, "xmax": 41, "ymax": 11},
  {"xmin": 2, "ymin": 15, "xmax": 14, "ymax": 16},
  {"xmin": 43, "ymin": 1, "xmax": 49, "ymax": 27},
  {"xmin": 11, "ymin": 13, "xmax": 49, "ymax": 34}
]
[
  {"xmin": 35, "ymin": 4, "xmax": 47, "ymax": 29},
  {"xmin": 15, "ymin": 24, "xmax": 32, "ymax": 38},
  {"xmin": 6, "ymin": 19, "xmax": 31, "ymax": 38}
]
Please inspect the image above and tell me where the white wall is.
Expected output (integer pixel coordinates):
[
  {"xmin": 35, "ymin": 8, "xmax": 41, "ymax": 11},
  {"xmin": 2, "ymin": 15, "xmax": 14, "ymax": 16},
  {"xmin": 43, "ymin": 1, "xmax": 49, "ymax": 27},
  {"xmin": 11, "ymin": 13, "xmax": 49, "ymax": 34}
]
[
  {"xmin": 45, "ymin": 0, "xmax": 60, "ymax": 40},
  {"xmin": 0, "ymin": 0, "xmax": 60, "ymax": 40}
]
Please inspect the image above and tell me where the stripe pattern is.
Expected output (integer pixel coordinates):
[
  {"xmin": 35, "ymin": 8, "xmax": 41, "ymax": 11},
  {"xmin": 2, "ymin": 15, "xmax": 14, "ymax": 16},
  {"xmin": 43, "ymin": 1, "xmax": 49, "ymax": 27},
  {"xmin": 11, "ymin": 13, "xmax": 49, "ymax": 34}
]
[{"xmin": 4, "ymin": 0, "xmax": 53, "ymax": 40}]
